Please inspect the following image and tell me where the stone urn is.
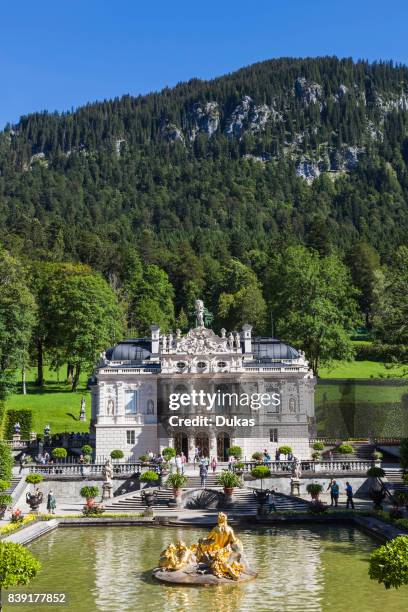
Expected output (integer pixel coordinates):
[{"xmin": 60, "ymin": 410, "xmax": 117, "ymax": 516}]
[{"xmin": 26, "ymin": 491, "xmax": 43, "ymax": 512}]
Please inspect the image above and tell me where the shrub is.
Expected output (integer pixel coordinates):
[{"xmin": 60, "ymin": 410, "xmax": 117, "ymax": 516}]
[
  {"xmin": 0, "ymin": 494, "xmax": 12, "ymax": 507},
  {"xmin": 0, "ymin": 443, "xmax": 13, "ymax": 482},
  {"xmin": 0, "ymin": 542, "xmax": 41, "ymax": 590},
  {"xmin": 52, "ymin": 447, "xmax": 67, "ymax": 459},
  {"xmin": 312, "ymin": 442, "xmax": 325, "ymax": 451},
  {"xmin": 25, "ymin": 473, "xmax": 44, "ymax": 485},
  {"xmin": 140, "ymin": 470, "xmax": 159, "ymax": 483},
  {"xmin": 139, "ymin": 454, "xmax": 149, "ymax": 462},
  {"xmin": 11, "ymin": 508, "xmax": 23, "ymax": 523},
  {"xmin": 110, "ymin": 449, "xmax": 124, "ymax": 460},
  {"xmin": 4, "ymin": 408, "xmax": 33, "ymax": 439},
  {"xmin": 337, "ymin": 443, "xmax": 354, "ymax": 454},
  {"xmin": 278, "ymin": 445, "xmax": 293, "ymax": 456},
  {"xmin": 251, "ymin": 466, "xmax": 271, "ymax": 480},
  {"xmin": 393, "ymin": 491, "xmax": 408, "ymax": 508},
  {"xmin": 161, "ymin": 447, "xmax": 176, "ymax": 462},
  {"xmin": 309, "ymin": 500, "xmax": 328, "ymax": 514},
  {"xmin": 401, "ymin": 438, "xmax": 408, "ymax": 470},
  {"xmin": 389, "ymin": 507, "xmax": 404, "ymax": 520},
  {"xmin": 228, "ymin": 446, "xmax": 243, "ymax": 459},
  {"xmin": 216, "ymin": 471, "xmax": 242, "ymax": 489},
  {"xmin": 166, "ymin": 473, "xmax": 188, "ymax": 489},
  {"xmin": 234, "ymin": 462, "xmax": 245, "ymax": 471},
  {"xmin": 81, "ymin": 444, "xmax": 93, "ymax": 455},
  {"xmin": 367, "ymin": 467, "xmax": 386, "ymax": 478},
  {"xmin": 0, "ymin": 479, "xmax": 10, "ymax": 492},
  {"xmin": 372, "ymin": 451, "xmax": 383, "ymax": 460},
  {"xmin": 80, "ymin": 485, "xmax": 99, "ymax": 500},
  {"xmin": 369, "ymin": 536, "xmax": 408, "ymax": 589},
  {"xmin": 82, "ymin": 503, "xmax": 105, "ymax": 517},
  {"xmin": 252, "ymin": 452, "xmax": 263, "ymax": 461},
  {"xmin": 312, "ymin": 451, "xmax": 321, "ymax": 460},
  {"xmin": 306, "ymin": 483, "xmax": 324, "ymax": 495}
]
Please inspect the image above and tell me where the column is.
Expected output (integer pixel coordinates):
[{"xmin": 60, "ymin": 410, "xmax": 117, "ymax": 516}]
[
  {"xmin": 209, "ymin": 431, "xmax": 217, "ymax": 459},
  {"xmin": 188, "ymin": 435, "xmax": 195, "ymax": 462}
]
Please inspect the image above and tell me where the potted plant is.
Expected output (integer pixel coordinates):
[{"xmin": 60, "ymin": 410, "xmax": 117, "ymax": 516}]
[
  {"xmin": 312, "ymin": 442, "xmax": 325, "ymax": 452},
  {"xmin": 252, "ymin": 451, "xmax": 263, "ymax": 463},
  {"xmin": 138, "ymin": 454, "xmax": 149, "ymax": 464},
  {"xmin": 228, "ymin": 446, "xmax": 243, "ymax": 460},
  {"xmin": 306, "ymin": 483, "xmax": 323, "ymax": 501},
  {"xmin": 278, "ymin": 445, "xmax": 293, "ymax": 459},
  {"xmin": 250, "ymin": 466, "xmax": 271, "ymax": 513},
  {"xmin": 337, "ymin": 443, "xmax": 354, "ymax": 455},
  {"xmin": 81, "ymin": 444, "xmax": 93, "ymax": 457},
  {"xmin": 216, "ymin": 470, "xmax": 242, "ymax": 495},
  {"xmin": 311, "ymin": 451, "xmax": 321, "ymax": 461},
  {"xmin": 372, "ymin": 450, "xmax": 383, "ymax": 466},
  {"xmin": 80, "ymin": 485, "xmax": 104, "ymax": 516},
  {"xmin": 25, "ymin": 474, "xmax": 44, "ymax": 511},
  {"xmin": 233, "ymin": 462, "xmax": 245, "ymax": 476},
  {"xmin": 161, "ymin": 447, "xmax": 176, "ymax": 473},
  {"xmin": 166, "ymin": 472, "xmax": 188, "ymax": 501},
  {"xmin": 140, "ymin": 470, "xmax": 159, "ymax": 488},
  {"xmin": 110, "ymin": 449, "xmax": 124, "ymax": 461},
  {"xmin": 52, "ymin": 447, "xmax": 67, "ymax": 461}
]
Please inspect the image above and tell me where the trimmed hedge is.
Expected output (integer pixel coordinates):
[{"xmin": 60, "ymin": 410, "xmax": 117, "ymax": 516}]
[
  {"xmin": 4, "ymin": 408, "xmax": 32, "ymax": 439},
  {"xmin": 0, "ymin": 443, "xmax": 13, "ymax": 482}
]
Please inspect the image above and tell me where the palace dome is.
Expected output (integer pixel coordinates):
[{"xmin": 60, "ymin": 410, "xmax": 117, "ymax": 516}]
[
  {"xmin": 250, "ymin": 337, "xmax": 299, "ymax": 361},
  {"xmin": 106, "ymin": 339, "xmax": 151, "ymax": 362}
]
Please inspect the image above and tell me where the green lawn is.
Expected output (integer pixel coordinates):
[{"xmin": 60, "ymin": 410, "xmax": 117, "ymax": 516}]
[
  {"xmin": 319, "ymin": 359, "xmax": 408, "ymax": 379},
  {"xmin": 6, "ymin": 366, "xmax": 90, "ymax": 434}
]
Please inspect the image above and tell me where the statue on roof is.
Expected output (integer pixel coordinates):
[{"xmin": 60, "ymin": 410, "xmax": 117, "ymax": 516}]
[{"xmin": 195, "ymin": 299, "xmax": 205, "ymax": 327}]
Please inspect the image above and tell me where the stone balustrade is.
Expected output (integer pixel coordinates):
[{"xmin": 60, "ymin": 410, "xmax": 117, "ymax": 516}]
[
  {"xmin": 237, "ymin": 459, "xmax": 373, "ymax": 474},
  {"xmin": 28, "ymin": 462, "xmax": 161, "ymax": 477}
]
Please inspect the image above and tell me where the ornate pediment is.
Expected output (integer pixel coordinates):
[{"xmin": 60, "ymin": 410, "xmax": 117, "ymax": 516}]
[{"xmin": 176, "ymin": 327, "xmax": 229, "ymax": 355}]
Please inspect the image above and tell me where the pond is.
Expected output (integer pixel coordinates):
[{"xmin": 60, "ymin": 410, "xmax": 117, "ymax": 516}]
[{"xmin": 11, "ymin": 524, "xmax": 408, "ymax": 612}]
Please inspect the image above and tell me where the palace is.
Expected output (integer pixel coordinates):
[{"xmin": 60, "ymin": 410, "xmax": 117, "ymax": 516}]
[{"xmin": 90, "ymin": 301, "xmax": 316, "ymax": 461}]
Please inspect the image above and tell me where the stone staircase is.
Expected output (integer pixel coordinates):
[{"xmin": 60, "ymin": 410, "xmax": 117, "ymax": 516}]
[
  {"xmin": 326, "ymin": 442, "xmax": 375, "ymax": 461},
  {"xmin": 5, "ymin": 476, "xmax": 22, "ymax": 495},
  {"xmin": 383, "ymin": 466, "xmax": 408, "ymax": 493},
  {"xmin": 104, "ymin": 486, "xmax": 310, "ymax": 514}
]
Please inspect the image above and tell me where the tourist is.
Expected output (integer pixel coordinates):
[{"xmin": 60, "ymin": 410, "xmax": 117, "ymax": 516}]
[
  {"xmin": 175, "ymin": 454, "xmax": 183, "ymax": 474},
  {"xmin": 47, "ymin": 490, "xmax": 56, "ymax": 515},
  {"xmin": 331, "ymin": 480, "xmax": 339, "ymax": 507},
  {"xmin": 44, "ymin": 451, "xmax": 50, "ymax": 463},
  {"xmin": 199, "ymin": 463, "xmax": 208, "ymax": 487},
  {"xmin": 327, "ymin": 479, "xmax": 334, "ymax": 506},
  {"xmin": 228, "ymin": 454, "xmax": 235, "ymax": 471},
  {"xmin": 345, "ymin": 481, "xmax": 355, "ymax": 509},
  {"xmin": 263, "ymin": 449, "xmax": 271, "ymax": 463},
  {"xmin": 79, "ymin": 453, "xmax": 85, "ymax": 477},
  {"xmin": 267, "ymin": 488, "xmax": 277, "ymax": 513},
  {"xmin": 211, "ymin": 457, "xmax": 217, "ymax": 473},
  {"xmin": 181, "ymin": 451, "xmax": 186, "ymax": 470},
  {"xmin": 194, "ymin": 447, "xmax": 200, "ymax": 469},
  {"xmin": 275, "ymin": 449, "xmax": 280, "ymax": 461},
  {"xmin": 148, "ymin": 449, "xmax": 154, "ymax": 461}
]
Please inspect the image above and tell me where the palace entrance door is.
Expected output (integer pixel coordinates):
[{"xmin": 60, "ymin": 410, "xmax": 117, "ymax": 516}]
[
  {"xmin": 195, "ymin": 432, "xmax": 209, "ymax": 458},
  {"xmin": 217, "ymin": 433, "xmax": 230, "ymax": 461},
  {"xmin": 174, "ymin": 432, "xmax": 188, "ymax": 458}
]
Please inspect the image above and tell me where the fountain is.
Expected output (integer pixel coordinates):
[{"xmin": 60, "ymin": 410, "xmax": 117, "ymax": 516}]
[{"xmin": 153, "ymin": 512, "xmax": 257, "ymax": 585}]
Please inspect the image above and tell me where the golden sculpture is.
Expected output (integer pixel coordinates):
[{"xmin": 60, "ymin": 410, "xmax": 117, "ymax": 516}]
[{"xmin": 155, "ymin": 513, "xmax": 255, "ymax": 584}]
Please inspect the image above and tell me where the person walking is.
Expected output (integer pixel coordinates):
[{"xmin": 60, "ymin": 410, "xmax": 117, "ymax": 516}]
[
  {"xmin": 47, "ymin": 490, "xmax": 56, "ymax": 515},
  {"xmin": 175, "ymin": 454, "xmax": 183, "ymax": 474},
  {"xmin": 327, "ymin": 478, "xmax": 334, "ymax": 506},
  {"xmin": 211, "ymin": 457, "xmax": 217, "ymax": 473},
  {"xmin": 345, "ymin": 481, "xmax": 355, "ymax": 509},
  {"xmin": 79, "ymin": 453, "xmax": 85, "ymax": 477},
  {"xmin": 199, "ymin": 463, "xmax": 208, "ymax": 487},
  {"xmin": 228, "ymin": 454, "xmax": 235, "ymax": 471},
  {"xmin": 331, "ymin": 480, "xmax": 339, "ymax": 507},
  {"xmin": 180, "ymin": 451, "xmax": 186, "ymax": 473},
  {"xmin": 267, "ymin": 489, "xmax": 277, "ymax": 513}
]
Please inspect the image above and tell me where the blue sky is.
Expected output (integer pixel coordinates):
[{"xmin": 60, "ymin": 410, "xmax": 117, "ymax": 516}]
[{"xmin": 1, "ymin": 0, "xmax": 408, "ymax": 128}]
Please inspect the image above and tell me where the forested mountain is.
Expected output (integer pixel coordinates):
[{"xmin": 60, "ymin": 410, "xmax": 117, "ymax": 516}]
[{"xmin": 1, "ymin": 56, "xmax": 408, "ymax": 338}]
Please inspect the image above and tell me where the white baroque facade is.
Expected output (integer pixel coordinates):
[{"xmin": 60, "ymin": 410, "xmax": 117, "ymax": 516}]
[{"xmin": 90, "ymin": 304, "xmax": 316, "ymax": 460}]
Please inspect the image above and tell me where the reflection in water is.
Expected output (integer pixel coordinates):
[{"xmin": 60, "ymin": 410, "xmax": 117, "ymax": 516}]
[{"xmin": 14, "ymin": 525, "xmax": 408, "ymax": 612}]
